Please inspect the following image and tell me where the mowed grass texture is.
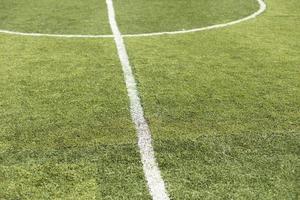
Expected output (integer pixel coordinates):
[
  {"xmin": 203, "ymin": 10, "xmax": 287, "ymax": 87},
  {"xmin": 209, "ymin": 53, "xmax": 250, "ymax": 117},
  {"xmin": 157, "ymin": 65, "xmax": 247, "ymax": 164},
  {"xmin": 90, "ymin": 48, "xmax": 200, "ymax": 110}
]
[
  {"xmin": 0, "ymin": 0, "xmax": 111, "ymax": 34},
  {"xmin": 0, "ymin": 0, "xmax": 299, "ymax": 200},
  {"xmin": 125, "ymin": 0, "xmax": 300, "ymax": 199},
  {"xmin": 114, "ymin": 0, "xmax": 258, "ymax": 34},
  {"xmin": 0, "ymin": 36, "xmax": 150, "ymax": 199},
  {"xmin": 0, "ymin": 0, "xmax": 258, "ymax": 35}
]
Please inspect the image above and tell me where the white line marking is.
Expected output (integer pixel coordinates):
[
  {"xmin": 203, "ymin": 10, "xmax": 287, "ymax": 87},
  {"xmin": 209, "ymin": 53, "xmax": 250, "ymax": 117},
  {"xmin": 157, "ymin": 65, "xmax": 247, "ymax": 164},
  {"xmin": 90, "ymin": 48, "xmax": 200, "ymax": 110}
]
[
  {"xmin": 0, "ymin": 29, "xmax": 113, "ymax": 38},
  {"xmin": 0, "ymin": 0, "xmax": 267, "ymax": 198},
  {"xmin": 105, "ymin": 0, "xmax": 170, "ymax": 199},
  {"xmin": 0, "ymin": 0, "xmax": 266, "ymax": 38}
]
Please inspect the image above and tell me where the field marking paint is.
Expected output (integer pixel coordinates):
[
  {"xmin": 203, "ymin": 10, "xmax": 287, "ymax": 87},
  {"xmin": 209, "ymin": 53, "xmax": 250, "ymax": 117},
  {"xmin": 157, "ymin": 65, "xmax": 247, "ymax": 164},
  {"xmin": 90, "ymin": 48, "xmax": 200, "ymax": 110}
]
[
  {"xmin": 0, "ymin": 0, "xmax": 267, "ymax": 198},
  {"xmin": 105, "ymin": 0, "xmax": 170, "ymax": 199},
  {"xmin": 0, "ymin": 0, "xmax": 266, "ymax": 38},
  {"xmin": 0, "ymin": 29, "xmax": 113, "ymax": 38}
]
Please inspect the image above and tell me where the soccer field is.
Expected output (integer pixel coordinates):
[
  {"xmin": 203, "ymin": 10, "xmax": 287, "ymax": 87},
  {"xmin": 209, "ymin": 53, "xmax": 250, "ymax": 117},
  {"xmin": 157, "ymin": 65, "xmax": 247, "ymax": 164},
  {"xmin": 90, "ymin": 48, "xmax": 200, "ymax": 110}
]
[{"xmin": 0, "ymin": 0, "xmax": 299, "ymax": 199}]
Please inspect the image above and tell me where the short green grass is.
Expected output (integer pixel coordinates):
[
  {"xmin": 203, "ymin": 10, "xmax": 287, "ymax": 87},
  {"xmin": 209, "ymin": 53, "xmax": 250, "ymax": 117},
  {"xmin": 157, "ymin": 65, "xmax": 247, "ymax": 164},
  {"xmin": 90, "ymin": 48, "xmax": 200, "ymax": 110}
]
[
  {"xmin": 0, "ymin": 0, "xmax": 258, "ymax": 35},
  {"xmin": 114, "ymin": 0, "xmax": 258, "ymax": 34},
  {"xmin": 126, "ymin": 0, "xmax": 300, "ymax": 199},
  {"xmin": 0, "ymin": 36, "xmax": 150, "ymax": 199},
  {"xmin": 0, "ymin": 0, "xmax": 111, "ymax": 34},
  {"xmin": 0, "ymin": 0, "xmax": 299, "ymax": 199}
]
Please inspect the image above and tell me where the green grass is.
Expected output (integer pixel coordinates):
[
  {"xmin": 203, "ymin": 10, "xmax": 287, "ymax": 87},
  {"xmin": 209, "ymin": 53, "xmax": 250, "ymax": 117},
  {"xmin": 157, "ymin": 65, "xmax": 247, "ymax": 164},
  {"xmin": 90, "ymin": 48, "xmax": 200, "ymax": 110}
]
[
  {"xmin": 114, "ymin": 0, "xmax": 258, "ymax": 34},
  {"xmin": 0, "ymin": 36, "xmax": 150, "ymax": 199},
  {"xmin": 0, "ymin": 0, "xmax": 111, "ymax": 34},
  {"xmin": 125, "ymin": 0, "xmax": 300, "ymax": 198},
  {"xmin": 0, "ymin": 0, "xmax": 258, "ymax": 35},
  {"xmin": 0, "ymin": 0, "xmax": 299, "ymax": 199}
]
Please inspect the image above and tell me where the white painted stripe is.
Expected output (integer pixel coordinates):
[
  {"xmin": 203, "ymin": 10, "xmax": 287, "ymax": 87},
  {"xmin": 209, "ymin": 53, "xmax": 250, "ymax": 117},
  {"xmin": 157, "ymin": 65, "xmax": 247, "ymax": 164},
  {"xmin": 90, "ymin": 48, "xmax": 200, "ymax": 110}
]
[
  {"xmin": 0, "ymin": 29, "xmax": 113, "ymax": 38},
  {"xmin": 105, "ymin": 0, "xmax": 170, "ymax": 199},
  {"xmin": 0, "ymin": 0, "xmax": 266, "ymax": 38}
]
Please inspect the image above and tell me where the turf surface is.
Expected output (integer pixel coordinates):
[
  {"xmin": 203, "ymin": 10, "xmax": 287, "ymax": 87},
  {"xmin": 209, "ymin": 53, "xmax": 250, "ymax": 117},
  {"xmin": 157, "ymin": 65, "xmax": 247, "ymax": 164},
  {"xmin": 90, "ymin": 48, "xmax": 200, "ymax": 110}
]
[
  {"xmin": 0, "ymin": 0, "xmax": 258, "ymax": 35},
  {"xmin": 0, "ymin": 36, "xmax": 150, "ymax": 199},
  {"xmin": 0, "ymin": 0, "xmax": 299, "ymax": 199},
  {"xmin": 0, "ymin": 0, "xmax": 111, "ymax": 34},
  {"xmin": 114, "ymin": 0, "xmax": 259, "ymax": 34},
  {"xmin": 125, "ymin": 0, "xmax": 300, "ymax": 198}
]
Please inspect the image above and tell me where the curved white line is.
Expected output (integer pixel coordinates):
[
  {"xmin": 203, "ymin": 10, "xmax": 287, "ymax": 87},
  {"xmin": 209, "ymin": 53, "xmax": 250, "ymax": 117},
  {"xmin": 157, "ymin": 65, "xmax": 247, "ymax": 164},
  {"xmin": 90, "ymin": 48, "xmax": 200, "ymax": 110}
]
[
  {"xmin": 125, "ymin": 0, "xmax": 266, "ymax": 37},
  {"xmin": 0, "ymin": 0, "xmax": 266, "ymax": 38}
]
